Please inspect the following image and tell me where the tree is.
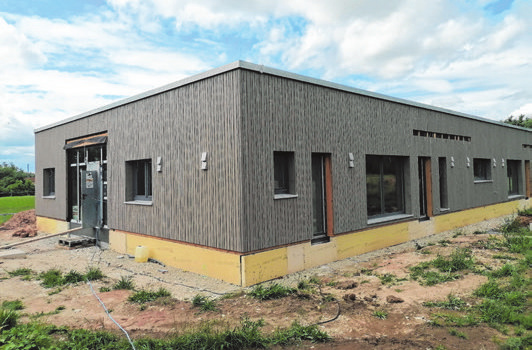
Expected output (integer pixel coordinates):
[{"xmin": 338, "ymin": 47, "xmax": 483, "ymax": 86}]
[
  {"xmin": 503, "ymin": 114, "xmax": 532, "ymax": 129},
  {"xmin": 0, "ymin": 163, "xmax": 35, "ymax": 196}
]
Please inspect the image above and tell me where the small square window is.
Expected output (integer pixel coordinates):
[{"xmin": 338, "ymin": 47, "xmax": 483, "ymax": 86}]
[
  {"xmin": 126, "ymin": 159, "xmax": 152, "ymax": 202},
  {"xmin": 43, "ymin": 168, "xmax": 55, "ymax": 197},
  {"xmin": 274, "ymin": 151, "xmax": 295, "ymax": 196},
  {"xmin": 473, "ymin": 158, "xmax": 491, "ymax": 181}
]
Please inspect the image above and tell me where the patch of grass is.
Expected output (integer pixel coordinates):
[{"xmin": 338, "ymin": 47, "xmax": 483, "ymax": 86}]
[
  {"xmin": 452, "ymin": 230, "xmax": 464, "ymax": 238},
  {"xmin": 372, "ymin": 310, "xmax": 388, "ymax": 320},
  {"xmin": 420, "ymin": 250, "xmax": 432, "ymax": 254},
  {"xmin": 7, "ymin": 268, "xmax": 33, "ymax": 277},
  {"xmin": 431, "ymin": 312, "xmax": 479, "ymax": 327},
  {"xmin": 47, "ymin": 288, "xmax": 62, "ymax": 296},
  {"xmin": 63, "ymin": 270, "xmax": 85, "ymax": 284},
  {"xmin": 322, "ymin": 294, "xmax": 336, "ymax": 302},
  {"xmin": 0, "ymin": 196, "xmax": 35, "ymax": 225},
  {"xmin": 85, "ymin": 267, "xmax": 105, "ymax": 281},
  {"xmin": 248, "ymin": 283, "xmax": 296, "ymax": 301},
  {"xmin": 192, "ymin": 295, "xmax": 218, "ymax": 312},
  {"xmin": 423, "ymin": 294, "xmax": 467, "ymax": 311},
  {"xmin": 448, "ymin": 328, "xmax": 468, "ymax": 339},
  {"xmin": 492, "ymin": 254, "xmax": 519, "ymax": 260},
  {"xmin": 432, "ymin": 248, "xmax": 474, "ymax": 273},
  {"xmin": 128, "ymin": 288, "xmax": 171, "ymax": 304},
  {"xmin": 438, "ymin": 239, "xmax": 452, "ymax": 247},
  {"xmin": 473, "ymin": 230, "xmax": 486, "ymax": 235},
  {"xmin": 0, "ymin": 308, "xmax": 19, "ymax": 331},
  {"xmin": 325, "ymin": 280, "xmax": 337, "ymax": 287},
  {"xmin": 271, "ymin": 320, "xmax": 331, "ymax": 345},
  {"xmin": 113, "ymin": 276, "xmax": 135, "ymax": 290},
  {"xmin": 99, "ymin": 287, "xmax": 111, "ymax": 293},
  {"xmin": 1, "ymin": 300, "xmax": 24, "ymax": 311},
  {"xmin": 39, "ymin": 269, "xmax": 64, "ymax": 288}
]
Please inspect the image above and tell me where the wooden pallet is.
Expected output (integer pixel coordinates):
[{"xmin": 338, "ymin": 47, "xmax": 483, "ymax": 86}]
[{"xmin": 58, "ymin": 235, "xmax": 96, "ymax": 248}]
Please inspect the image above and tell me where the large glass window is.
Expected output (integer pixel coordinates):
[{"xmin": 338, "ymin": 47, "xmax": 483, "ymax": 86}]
[
  {"xmin": 507, "ymin": 160, "xmax": 520, "ymax": 196},
  {"xmin": 274, "ymin": 151, "xmax": 296, "ymax": 197},
  {"xmin": 366, "ymin": 155, "xmax": 405, "ymax": 218},
  {"xmin": 126, "ymin": 159, "xmax": 152, "ymax": 202},
  {"xmin": 473, "ymin": 158, "xmax": 491, "ymax": 181}
]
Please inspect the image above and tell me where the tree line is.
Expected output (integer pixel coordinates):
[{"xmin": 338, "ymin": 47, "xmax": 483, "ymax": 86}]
[
  {"xmin": 503, "ymin": 114, "xmax": 532, "ymax": 129},
  {"xmin": 0, "ymin": 163, "xmax": 35, "ymax": 196}
]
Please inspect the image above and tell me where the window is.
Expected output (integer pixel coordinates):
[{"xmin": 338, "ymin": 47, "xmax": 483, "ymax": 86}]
[
  {"xmin": 473, "ymin": 158, "xmax": 491, "ymax": 182},
  {"xmin": 438, "ymin": 157, "xmax": 449, "ymax": 209},
  {"xmin": 274, "ymin": 151, "xmax": 296, "ymax": 197},
  {"xmin": 507, "ymin": 160, "xmax": 520, "ymax": 196},
  {"xmin": 366, "ymin": 155, "xmax": 405, "ymax": 218},
  {"xmin": 126, "ymin": 159, "xmax": 152, "ymax": 202},
  {"xmin": 43, "ymin": 168, "xmax": 55, "ymax": 197}
]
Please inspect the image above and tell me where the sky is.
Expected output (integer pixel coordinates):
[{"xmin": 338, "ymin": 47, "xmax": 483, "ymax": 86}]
[{"xmin": 1, "ymin": 0, "xmax": 531, "ymax": 173}]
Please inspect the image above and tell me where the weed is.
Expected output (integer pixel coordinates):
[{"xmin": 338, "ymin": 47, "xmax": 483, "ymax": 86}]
[
  {"xmin": 219, "ymin": 290, "xmax": 245, "ymax": 299},
  {"xmin": 308, "ymin": 276, "xmax": 321, "ymax": 284},
  {"xmin": 448, "ymin": 328, "xmax": 468, "ymax": 339},
  {"xmin": 248, "ymin": 283, "xmax": 295, "ymax": 301},
  {"xmin": 8, "ymin": 268, "xmax": 33, "ymax": 277},
  {"xmin": 360, "ymin": 268, "xmax": 374, "ymax": 275},
  {"xmin": 128, "ymin": 288, "xmax": 171, "ymax": 304},
  {"xmin": 372, "ymin": 310, "xmax": 388, "ymax": 320},
  {"xmin": 272, "ymin": 320, "xmax": 331, "ymax": 345},
  {"xmin": 99, "ymin": 286, "xmax": 111, "ymax": 293},
  {"xmin": 139, "ymin": 304, "xmax": 147, "ymax": 311},
  {"xmin": 423, "ymin": 294, "xmax": 467, "ymax": 311},
  {"xmin": 113, "ymin": 276, "xmax": 135, "ymax": 290},
  {"xmin": 394, "ymin": 289, "xmax": 403, "ymax": 293},
  {"xmin": 438, "ymin": 239, "xmax": 452, "ymax": 246},
  {"xmin": 192, "ymin": 295, "xmax": 218, "ymax": 312},
  {"xmin": 360, "ymin": 280, "xmax": 370, "ymax": 284},
  {"xmin": 85, "ymin": 267, "xmax": 105, "ymax": 281},
  {"xmin": 1, "ymin": 300, "xmax": 24, "ymax": 311},
  {"xmin": 297, "ymin": 280, "xmax": 311, "ymax": 290},
  {"xmin": 473, "ymin": 230, "xmax": 486, "ymax": 235},
  {"xmin": 431, "ymin": 312, "xmax": 478, "ymax": 327},
  {"xmin": 420, "ymin": 250, "xmax": 432, "ymax": 254},
  {"xmin": 63, "ymin": 270, "xmax": 85, "ymax": 284},
  {"xmin": 489, "ymin": 263, "xmax": 521, "ymax": 278},
  {"xmin": 47, "ymin": 288, "xmax": 62, "ymax": 296},
  {"xmin": 325, "ymin": 280, "xmax": 337, "ymax": 287},
  {"xmin": 432, "ymin": 248, "xmax": 474, "ymax": 273},
  {"xmin": 434, "ymin": 345, "xmax": 448, "ymax": 350},
  {"xmin": 322, "ymin": 294, "xmax": 336, "ymax": 302},
  {"xmin": 492, "ymin": 254, "xmax": 518, "ymax": 260},
  {"xmin": 39, "ymin": 269, "xmax": 63, "ymax": 288},
  {"xmin": 0, "ymin": 308, "xmax": 18, "ymax": 331},
  {"xmin": 452, "ymin": 230, "xmax": 464, "ymax": 238},
  {"xmin": 377, "ymin": 273, "xmax": 396, "ymax": 285}
]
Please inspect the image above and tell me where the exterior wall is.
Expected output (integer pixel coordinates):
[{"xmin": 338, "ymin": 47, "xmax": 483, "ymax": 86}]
[
  {"xmin": 239, "ymin": 69, "xmax": 532, "ymax": 252},
  {"xmin": 35, "ymin": 70, "xmax": 245, "ymax": 252}
]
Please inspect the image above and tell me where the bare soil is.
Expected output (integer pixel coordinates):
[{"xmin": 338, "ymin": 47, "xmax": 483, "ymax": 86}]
[{"xmin": 0, "ymin": 211, "xmax": 524, "ymax": 349}]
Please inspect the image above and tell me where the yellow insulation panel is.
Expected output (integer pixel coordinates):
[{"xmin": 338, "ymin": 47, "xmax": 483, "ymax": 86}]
[
  {"xmin": 241, "ymin": 247, "xmax": 288, "ymax": 286},
  {"xmin": 124, "ymin": 232, "xmax": 242, "ymax": 285},
  {"xmin": 36, "ymin": 216, "xmax": 69, "ymax": 234}
]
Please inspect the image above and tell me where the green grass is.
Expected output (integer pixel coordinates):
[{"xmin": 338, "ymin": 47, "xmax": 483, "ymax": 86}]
[
  {"xmin": 7, "ymin": 268, "xmax": 33, "ymax": 277},
  {"xmin": 128, "ymin": 288, "xmax": 171, "ymax": 304},
  {"xmin": 372, "ymin": 310, "xmax": 388, "ymax": 320},
  {"xmin": 248, "ymin": 283, "xmax": 296, "ymax": 301},
  {"xmin": 113, "ymin": 276, "xmax": 135, "ymax": 290},
  {"xmin": 0, "ymin": 317, "xmax": 330, "ymax": 349},
  {"xmin": 0, "ymin": 196, "xmax": 34, "ymax": 225},
  {"xmin": 192, "ymin": 295, "xmax": 218, "ymax": 312},
  {"xmin": 423, "ymin": 294, "xmax": 467, "ymax": 311},
  {"xmin": 39, "ymin": 267, "xmax": 105, "ymax": 288},
  {"xmin": 409, "ymin": 248, "xmax": 476, "ymax": 286},
  {"xmin": 1, "ymin": 300, "xmax": 24, "ymax": 311}
]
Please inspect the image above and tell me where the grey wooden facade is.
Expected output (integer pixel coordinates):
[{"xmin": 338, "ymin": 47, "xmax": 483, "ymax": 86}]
[{"xmin": 35, "ymin": 61, "xmax": 532, "ymax": 253}]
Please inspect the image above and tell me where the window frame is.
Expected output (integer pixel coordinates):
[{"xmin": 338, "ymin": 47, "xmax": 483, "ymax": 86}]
[
  {"xmin": 273, "ymin": 151, "xmax": 297, "ymax": 199},
  {"xmin": 366, "ymin": 155, "xmax": 406, "ymax": 220},
  {"xmin": 507, "ymin": 159, "xmax": 520, "ymax": 196},
  {"xmin": 125, "ymin": 159, "xmax": 152, "ymax": 203},
  {"xmin": 43, "ymin": 168, "xmax": 55, "ymax": 198},
  {"xmin": 473, "ymin": 158, "xmax": 492, "ymax": 182}
]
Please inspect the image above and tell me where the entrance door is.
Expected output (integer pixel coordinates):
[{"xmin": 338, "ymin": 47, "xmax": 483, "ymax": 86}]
[
  {"xmin": 418, "ymin": 157, "xmax": 433, "ymax": 219},
  {"xmin": 81, "ymin": 167, "xmax": 100, "ymax": 228},
  {"xmin": 312, "ymin": 154, "xmax": 332, "ymax": 244}
]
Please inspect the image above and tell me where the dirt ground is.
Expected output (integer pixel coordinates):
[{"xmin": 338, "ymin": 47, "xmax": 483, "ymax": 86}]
[{"xmin": 0, "ymin": 211, "xmax": 526, "ymax": 349}]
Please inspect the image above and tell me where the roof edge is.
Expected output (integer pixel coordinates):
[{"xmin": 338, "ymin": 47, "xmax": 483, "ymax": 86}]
[{"xmin": 35, "ymin": 60, "xmax": 530, "ymax": 133}]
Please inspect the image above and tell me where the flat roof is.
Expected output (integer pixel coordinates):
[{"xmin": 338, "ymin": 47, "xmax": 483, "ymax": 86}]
[{"xmin": 35, "ymin": 60, "xmax": 528, "ymax": 133}]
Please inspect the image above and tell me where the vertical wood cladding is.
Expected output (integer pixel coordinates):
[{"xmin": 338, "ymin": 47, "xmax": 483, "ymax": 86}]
[
  {"xmin": 36, "ymin": 71, "xmax": 244, "ymax": 252},
  {"xmin": 35, "ymin": 65, "xmax": 531, "ymax": 253},
  {"xmin": 238, "ymin": 70, "xmax": 531, "ymax": 252}
]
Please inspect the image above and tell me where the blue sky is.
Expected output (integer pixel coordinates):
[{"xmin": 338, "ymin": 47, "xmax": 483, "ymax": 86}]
[{"xmin": 1, "ymin": 0, "xmax": 531, "ymax": 172}]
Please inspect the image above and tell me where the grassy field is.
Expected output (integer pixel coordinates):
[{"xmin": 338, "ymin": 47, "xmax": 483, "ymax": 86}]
[{"xmin": 0, "ymin": 196, "xmax": 35, "ymax": 225}]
